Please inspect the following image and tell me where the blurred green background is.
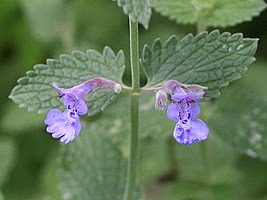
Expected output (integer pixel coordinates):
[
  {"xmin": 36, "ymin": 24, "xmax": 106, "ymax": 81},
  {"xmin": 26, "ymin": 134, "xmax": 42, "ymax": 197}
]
[{"xmin": 1, "ymin": 0, "xmax": 267, "ymax": 199}]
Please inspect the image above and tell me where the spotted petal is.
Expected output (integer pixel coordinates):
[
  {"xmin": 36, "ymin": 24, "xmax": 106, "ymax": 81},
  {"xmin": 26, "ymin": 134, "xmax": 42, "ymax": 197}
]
[
  {"xmin": 167, "ymin": 103, "xmax": 180, "ymax": 122},
  {"xmin": 45, "ymin": 109, "xmax": 81, "ymax": 144},
  {"xmin": 173, "ymin": 119, "xmax": 209, "ymax": 145}
]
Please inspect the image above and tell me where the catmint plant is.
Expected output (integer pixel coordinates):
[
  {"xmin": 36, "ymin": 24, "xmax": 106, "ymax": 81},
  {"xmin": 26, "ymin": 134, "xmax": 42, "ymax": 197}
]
[{"xmin": 8, "ymin": 0, "xmax": 266, "ymax": 199}]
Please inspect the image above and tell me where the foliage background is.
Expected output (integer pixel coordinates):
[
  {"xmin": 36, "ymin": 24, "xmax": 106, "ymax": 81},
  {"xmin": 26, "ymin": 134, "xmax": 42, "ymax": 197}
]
[{"xmin": 1, "ymin": 0, "xmax": 267, "ymax": 199}]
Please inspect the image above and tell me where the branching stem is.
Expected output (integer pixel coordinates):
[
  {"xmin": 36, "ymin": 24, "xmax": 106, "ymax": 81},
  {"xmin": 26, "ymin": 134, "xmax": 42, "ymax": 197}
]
[{"xmin": 124, "ymin": 18, "xmax": 140, "ymax": 200}]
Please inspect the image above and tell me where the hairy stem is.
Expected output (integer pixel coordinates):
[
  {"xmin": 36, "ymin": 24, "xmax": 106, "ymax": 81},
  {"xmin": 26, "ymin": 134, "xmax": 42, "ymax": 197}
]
[
  {"xmin": 129, "ymin": 20, "xmax": 140, "ymax": 92},
  {"xmin": 124, "ymin": 18, "xmax": 140, "ymax": 200}
]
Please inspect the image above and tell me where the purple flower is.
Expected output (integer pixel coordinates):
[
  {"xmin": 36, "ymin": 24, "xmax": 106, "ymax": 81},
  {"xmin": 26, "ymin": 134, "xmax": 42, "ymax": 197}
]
[
  {"xmin": 52, "ymin": 82, "xmax": 92, "ymax": 115},
  {"xmin": 167, "ymin": 86, "xmax": 209, "ymax": 145},
  {"xmin": 44, "ymin": 81, "xmax": 93, "ymax": 143},
  {"xmin": 45, "ymin": 109, "xmax": 81, "ymax": 144},
  {"xmin": 155, "ymin": 90, "xmax": 168, "ymax": 110},
  {"xmin": 44, "ymin": 78, "xmax": 121, "ymax": 144}
]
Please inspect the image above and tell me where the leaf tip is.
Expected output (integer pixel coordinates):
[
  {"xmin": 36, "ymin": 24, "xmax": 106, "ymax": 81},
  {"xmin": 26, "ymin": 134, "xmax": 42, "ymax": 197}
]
[{"xmin": 17, "ymin": 77, "xmax": 29, "ymax": 85}]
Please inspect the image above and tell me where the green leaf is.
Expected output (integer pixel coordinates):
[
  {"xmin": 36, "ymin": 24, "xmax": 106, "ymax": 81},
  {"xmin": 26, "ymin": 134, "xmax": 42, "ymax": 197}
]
[
  {"xmin": 9, "ymin": 47, "xmax": 125, "ymax": 116},
  {"xmin": 59, "ymin": 95, "xmax": 147, "ymax": 199},
  {"xmin": 152, "ymin": 0, "xmax": 267, "ymax": 28},
  {"xmin": 114, "ymin": 0, "xmax": 152, "ymax": 29},
  {"xmin": 59, "ymin": 124, "xmax": 127, "ymax": 200},
  {"xmin": 21, "ymin": 0, "xmax": 71, "ymax": 42},
  {"xmin": 208, "ymin": 87, "xmax": 267, "ymax": 161},
  {"xmin": 139, "ymin": 133, "xmax": 240, "ymax": 200},
  {"xmin": 141, "ymin": 31, "xmax": 258, "ymax": 99}
]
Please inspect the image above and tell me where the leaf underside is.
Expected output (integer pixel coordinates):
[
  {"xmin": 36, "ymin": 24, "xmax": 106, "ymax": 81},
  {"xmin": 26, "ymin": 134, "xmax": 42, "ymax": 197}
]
[
  {"xmin": 152, "ymin": 0, "xmax": 267, "ymax": 28},
  {"xmin": 59, "ymin": 125, "xmax": 127, "ymax": 200},
  {"xmin": 9, "ymin": 47, "xmax": 125, "ymax": 116},
  {"xmin": 59, "ymin": 94, "xmax": 171, "ymax": 199},
  {"xmin": 141, "ymin": 30, "xmax": 258, "ymax": 99},
  {"xmin": 114, "ymin": 0, "xmax": 152, "ymax": 29},
  {"xmin": 210, "ymin": 88, "xmax": 267, "ymax": 161}
]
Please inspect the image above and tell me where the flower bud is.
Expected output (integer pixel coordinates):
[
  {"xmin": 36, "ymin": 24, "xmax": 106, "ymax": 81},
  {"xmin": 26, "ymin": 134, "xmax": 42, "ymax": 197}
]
[
  {"xmin": 114, "ymin": 83, "xmax": 122, "ymax": 93},
  {"xmin": 155, "ymin": 89, "xmax": 168, "ymax": 111}
]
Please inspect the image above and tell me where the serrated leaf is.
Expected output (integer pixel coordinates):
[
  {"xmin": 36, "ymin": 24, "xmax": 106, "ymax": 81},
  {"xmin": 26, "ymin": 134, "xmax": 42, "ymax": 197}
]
[
  {"xmin": 208, "ymin": 87, "xmax": 267, "ymax": 161},
  {"xmin": 9, "ymin": 48, "xmax": 125, "ymax": 116},
  {"xmin": 152, "ymin": 0, "xmax": 267, "ymax": 28},
  {"xmin": 59, "ymin": 124, "xmax": 127, "ymax": 200},
  {"xmin": 141, "ymin": 31, "xmax": 258, "ymax": 99},
  {"xmin": 114, "ymin": 0, "xmax": 152, "ymax": 29}
]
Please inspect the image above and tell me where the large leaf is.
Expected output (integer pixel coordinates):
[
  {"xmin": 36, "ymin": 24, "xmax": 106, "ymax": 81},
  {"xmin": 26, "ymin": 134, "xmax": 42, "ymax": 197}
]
[
  {"xmin": 141, "ymin": 31, "xmax": 258, "ymax": 99},
  {"xmin": 152, "ymin": 0, "xmax": 266, "ymax": 28},
  {"xmin": 9, "ymin": 47, "xmax": 125, "ymax": 116},
  {"xmin": 59, "ymin": 123, "xmax": 127, "ymax": 200},
  {"xmin": 208, "ymin": 87, "xmax": 267, "ymax": 161},
  {"xmin": 114, "ymin": 0, "xmax": 152, "ymax": 29}
]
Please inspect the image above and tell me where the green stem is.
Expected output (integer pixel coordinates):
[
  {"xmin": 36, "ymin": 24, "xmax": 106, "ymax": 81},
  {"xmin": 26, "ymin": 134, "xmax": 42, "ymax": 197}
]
[
  {"xmin": 124, "ymin": 18, "xmax": 140, "ymax": 200},
  {"xmin": 129, "ymin": 18, "xmax": 140, "ymax": 92}
]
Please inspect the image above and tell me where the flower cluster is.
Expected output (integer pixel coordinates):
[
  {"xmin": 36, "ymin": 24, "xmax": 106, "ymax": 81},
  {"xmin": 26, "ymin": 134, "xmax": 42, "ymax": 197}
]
[
  {"xmin": 45, "ymin": 78, "xmax": 121, "ymax": 144},
  {"xmin": 155, "ymin": 81, "xmax": 209, "ymax": 145}
]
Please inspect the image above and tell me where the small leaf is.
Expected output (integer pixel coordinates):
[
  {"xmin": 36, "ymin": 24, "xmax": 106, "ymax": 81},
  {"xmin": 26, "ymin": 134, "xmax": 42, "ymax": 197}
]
[
  {"xmin": 141, "ymin": 31, "xmax": 258, "ymax": 99},
  {"xmin": 59, "ymin": 124, "xmax": 127, "ymax": 200},
  {"xmin": 152, "ymin": 0, "xmax": 267, "ymax": 28},
  {"xmin": 208, "ymin": 87, "xmax": 267, "ymax": 161},
  {"xmin": 113, "ymin": 0, "xmax": 152, "ymax": 29},
  {"xmin": 9, "ymin": 48, "xmax": 125, "ymax": 116}
]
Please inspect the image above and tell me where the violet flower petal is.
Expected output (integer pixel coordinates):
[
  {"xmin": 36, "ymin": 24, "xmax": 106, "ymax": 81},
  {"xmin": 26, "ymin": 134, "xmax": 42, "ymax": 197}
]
[
  {"xmin": 186, "ymin": 90, "xmax": 205, "ymax": 100},
  {"xmin": 52, "ymin": 82, "xmax": 90, "ymax": 115},
  {"xmin": 171, "ymin": 86, "xmax": 187, "ymax": 101},
  {"xmin": 166, "ymin": 103, "xmax": 179, "ymax": 122},
  {"xmin": 189, "ymin": 101, "xmax": 201, "ymax": 119},
  {"xmin": 173, "ymin": 119, "xmax": 209, "ymax": 145},
  {"xmin": 45, "ymin": 109, "xmax": 81, "ymax": 144},
  {"xmin": 64, "ymin": 94, "xmax": 88, "ymax": 115}
]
